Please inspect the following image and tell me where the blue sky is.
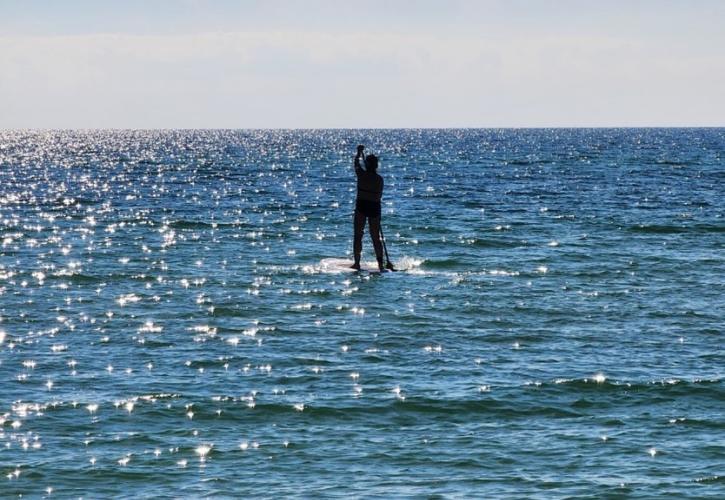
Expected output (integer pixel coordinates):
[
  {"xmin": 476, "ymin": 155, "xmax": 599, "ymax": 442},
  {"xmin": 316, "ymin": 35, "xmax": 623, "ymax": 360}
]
[{"xmin": 1, "ymin": 0, "xmax": 723, "ymax": 128}]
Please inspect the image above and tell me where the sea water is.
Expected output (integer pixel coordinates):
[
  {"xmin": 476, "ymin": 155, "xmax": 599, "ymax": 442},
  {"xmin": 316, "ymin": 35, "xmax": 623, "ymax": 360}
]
[{"xmin": 0, "ymin": 129, "xmax": 723, "ymax": 497}]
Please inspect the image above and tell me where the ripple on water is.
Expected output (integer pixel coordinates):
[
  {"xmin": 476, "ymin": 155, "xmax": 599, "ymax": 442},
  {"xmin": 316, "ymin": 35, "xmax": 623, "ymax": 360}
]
[{"xmin": 0, "ymin": 129, "xmax": 723, "ymax": 497}]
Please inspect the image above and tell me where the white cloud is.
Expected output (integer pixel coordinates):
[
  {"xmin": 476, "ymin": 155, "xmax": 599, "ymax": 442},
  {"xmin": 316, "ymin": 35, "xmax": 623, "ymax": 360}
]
[{"xmin": 0, "ymin": 29, "xmax": 723, "ymax": 127}]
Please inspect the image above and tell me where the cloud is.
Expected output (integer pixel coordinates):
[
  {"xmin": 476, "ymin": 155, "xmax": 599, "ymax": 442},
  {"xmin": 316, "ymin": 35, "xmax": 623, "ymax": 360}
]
[{"xmin": 0, "ymin": 29, "xmax": 723, "ymax": 127}]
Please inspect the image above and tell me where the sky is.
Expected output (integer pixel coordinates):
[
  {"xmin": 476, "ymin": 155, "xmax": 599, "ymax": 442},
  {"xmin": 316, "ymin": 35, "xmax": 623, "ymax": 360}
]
[{"xmin": 1, "ymin": 0, "xmax": 724, "ymax": 128}]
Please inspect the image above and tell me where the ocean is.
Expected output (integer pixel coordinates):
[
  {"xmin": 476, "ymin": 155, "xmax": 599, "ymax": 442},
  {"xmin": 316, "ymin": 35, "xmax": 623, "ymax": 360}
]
[{"xmin": 0, "ymin": 129, "xmax": 723, "ymax": 497}]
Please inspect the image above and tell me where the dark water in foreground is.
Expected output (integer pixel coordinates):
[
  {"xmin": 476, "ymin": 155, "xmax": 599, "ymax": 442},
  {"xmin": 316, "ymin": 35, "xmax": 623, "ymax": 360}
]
[{"xmin": 0, "ymin": 129, "xmax": 723, "ymax": 498}]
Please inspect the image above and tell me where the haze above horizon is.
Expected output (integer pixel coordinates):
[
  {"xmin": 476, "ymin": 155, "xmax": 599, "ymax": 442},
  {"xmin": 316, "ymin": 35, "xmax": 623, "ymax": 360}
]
[{"xmin": 1, "ymin": 0, "xmax": 723, "ymax": 128}]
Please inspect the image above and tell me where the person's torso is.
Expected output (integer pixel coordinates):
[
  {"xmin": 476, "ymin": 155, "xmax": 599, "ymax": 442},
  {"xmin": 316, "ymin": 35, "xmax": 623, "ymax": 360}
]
[{"xmin": 356, "ymin": 172, "xmax": 383, "ymax": 202}]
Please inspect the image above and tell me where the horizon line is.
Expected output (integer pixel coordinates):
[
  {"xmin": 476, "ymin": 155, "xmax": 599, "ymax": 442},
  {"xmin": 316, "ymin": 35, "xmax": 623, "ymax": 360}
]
[{"xmin": 3, "ymin": 126, "xmax": 724, "ymax": 131}]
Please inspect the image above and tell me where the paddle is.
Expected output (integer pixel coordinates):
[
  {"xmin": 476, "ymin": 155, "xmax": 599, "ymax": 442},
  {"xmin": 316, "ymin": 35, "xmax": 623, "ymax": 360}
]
[{"xmin": 379, "ymin": 224, "xmax": 397, "ymax": 272}]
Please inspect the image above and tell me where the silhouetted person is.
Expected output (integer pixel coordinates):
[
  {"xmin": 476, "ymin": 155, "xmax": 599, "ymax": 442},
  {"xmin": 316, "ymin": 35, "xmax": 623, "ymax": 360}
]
[{"xmin": 352, "ymin": 145, "xmax": 384, "ymax": 271}]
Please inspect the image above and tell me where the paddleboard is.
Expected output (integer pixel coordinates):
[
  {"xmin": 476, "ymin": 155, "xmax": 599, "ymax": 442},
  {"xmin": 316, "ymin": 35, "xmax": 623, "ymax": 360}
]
[{"xmin": 319, "ymin": 258, "xmax": 382, "ymax": 273}]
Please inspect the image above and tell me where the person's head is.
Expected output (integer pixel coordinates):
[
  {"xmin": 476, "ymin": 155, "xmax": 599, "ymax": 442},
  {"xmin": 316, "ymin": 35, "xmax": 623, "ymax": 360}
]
[{"xmin": 365, "ymin": 154, "xmax": 379, "ymax": 172}]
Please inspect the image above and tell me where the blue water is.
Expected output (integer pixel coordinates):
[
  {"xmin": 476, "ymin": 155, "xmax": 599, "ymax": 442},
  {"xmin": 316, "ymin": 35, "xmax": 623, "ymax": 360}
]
[{"xmin": 0, "ymin": 129, "xmax": 723, "ymax": 497}]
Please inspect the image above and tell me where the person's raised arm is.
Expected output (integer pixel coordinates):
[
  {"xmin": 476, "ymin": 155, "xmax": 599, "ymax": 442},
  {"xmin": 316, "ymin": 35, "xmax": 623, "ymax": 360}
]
[{"xmin": 354, "ymin": 144, "xmax": 365, "ymax": 175}]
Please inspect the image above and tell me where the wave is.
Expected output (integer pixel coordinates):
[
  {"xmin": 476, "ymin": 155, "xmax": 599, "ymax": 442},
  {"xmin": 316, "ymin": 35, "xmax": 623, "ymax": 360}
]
[
  {"xmin": 422, "ymin": 258, "xmax": 462, "ymax": 269},
  {"xmin": 11, "ymin": 377, "xmax": 722, "ymax": 428},
  {"xmin": 49, "ymin": 272, "xmax": 106, "ymax": 284},
  {"xmin": 654, "ymin": 159, "xmax": 689, "ymax": 166},
  {"xmin": 168, "ymin": 220, "xmax": 245, "ymax": 229},
  {"xmin": 628, "ymin": 224, "xmax": 725, "ymax": 234},
  {"xmin": 694, "ymin": 475, "xmax": 725, "ymax": 484},
  {"xmin": 533, "ymin": 376, "xmax": 723, "ymax": 399},
  {"xmin": 108, "ymin": 397, "xmax": 584, "ymax": 421},
  {"xmin": 470, "ymin": 238, "xmax": 531, "ymax": 248}
]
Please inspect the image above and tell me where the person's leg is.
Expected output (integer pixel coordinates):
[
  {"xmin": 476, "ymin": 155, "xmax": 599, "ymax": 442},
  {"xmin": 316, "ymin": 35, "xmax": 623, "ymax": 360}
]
[
  {"xmin": 352, "ymin": 210, "xmax": 366, "ymax": 269},
  {"xmin": 368, "ymin": 217, "xmax": 384, "ymax": 271}
]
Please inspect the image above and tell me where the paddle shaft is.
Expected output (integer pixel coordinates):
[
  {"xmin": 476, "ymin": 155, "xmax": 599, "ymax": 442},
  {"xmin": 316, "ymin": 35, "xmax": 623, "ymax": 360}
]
[{"xmin": 379, "ymin": 225, "xmax": 395, "ymax": 269}]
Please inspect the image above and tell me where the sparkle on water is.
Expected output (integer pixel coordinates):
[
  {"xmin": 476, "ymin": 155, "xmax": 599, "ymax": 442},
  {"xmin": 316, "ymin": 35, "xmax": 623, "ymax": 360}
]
[{"xmin": 0, "ymin": 129, "xmax": 723, "ymax": 497}]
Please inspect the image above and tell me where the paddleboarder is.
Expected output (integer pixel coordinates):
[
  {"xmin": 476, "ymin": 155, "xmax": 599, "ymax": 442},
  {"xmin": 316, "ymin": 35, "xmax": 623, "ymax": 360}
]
[{"xmin": 351, "ymin": 145, "xmax": 386, "ymax": 272}]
